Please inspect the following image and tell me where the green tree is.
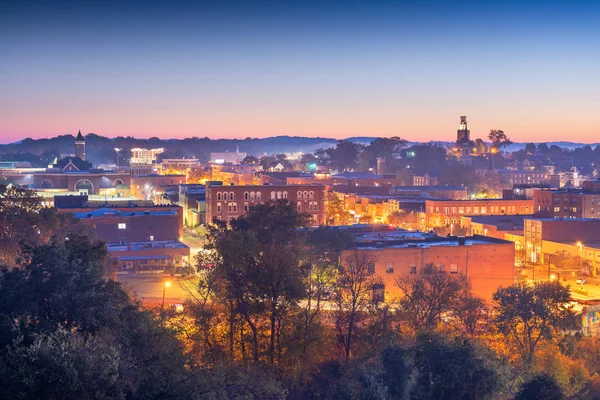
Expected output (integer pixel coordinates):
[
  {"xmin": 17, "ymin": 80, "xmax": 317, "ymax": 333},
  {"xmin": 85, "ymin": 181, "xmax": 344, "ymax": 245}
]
[
  {"xmin": 0, "ymin": 235, "xmax": 191, "ymax": 399},
  {"xmin": 515, "ymin": 375, "xmax": 565, "ymax": 400},
  {"xmin": 326, "ymin": 192, "xmax": 353, "ymax": 226},
  {"xmin": 410, "ymin": 334, "xmax": 499, "ymax": 400},
  {"xmin": 493, "ymin": 282, "xmax": 575, "ymax": 365}
]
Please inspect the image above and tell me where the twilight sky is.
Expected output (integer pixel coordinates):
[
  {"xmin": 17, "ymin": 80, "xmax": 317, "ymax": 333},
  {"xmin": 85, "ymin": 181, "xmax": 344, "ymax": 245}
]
[{"xmin": 2, "ymin": 0, "xmax": 600, "ymax": 144}]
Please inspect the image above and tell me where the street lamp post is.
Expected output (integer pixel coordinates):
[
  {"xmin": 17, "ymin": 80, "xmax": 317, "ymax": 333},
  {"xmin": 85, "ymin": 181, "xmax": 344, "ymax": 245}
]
[{"xmin": 161, "ymin": 280, "xmax": 171, "ymax": 324}]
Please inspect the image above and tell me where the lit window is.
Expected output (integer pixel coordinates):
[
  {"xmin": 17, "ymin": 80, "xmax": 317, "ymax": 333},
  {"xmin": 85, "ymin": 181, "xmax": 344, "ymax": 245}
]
[
  {"xmin": 149, "ymin": 235, "xmax": 154, "ymax": 241},
  {"xmin": 450, "ymin": 264, "xmax": 458, "ymax": 274},
  {"xmin": 118, "ymin": 223, "xmax": 126, "ymax": 230},
  {"xmin": 386, "ymin": 263, "xmax": 394, "ymax": 273}
]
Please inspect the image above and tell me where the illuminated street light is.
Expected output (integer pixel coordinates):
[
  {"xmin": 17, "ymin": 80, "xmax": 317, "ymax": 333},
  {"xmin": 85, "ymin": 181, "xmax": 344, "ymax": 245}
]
[{"xmin": 161, "ymin": 280, "xmax": 172, "ymax": 324}]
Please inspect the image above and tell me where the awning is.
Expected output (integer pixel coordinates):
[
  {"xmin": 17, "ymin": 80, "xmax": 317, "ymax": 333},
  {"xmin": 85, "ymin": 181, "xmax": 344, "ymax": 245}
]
[{"xmin": 117, "ymin": 255, "xmax": 171, "ymax": 261}]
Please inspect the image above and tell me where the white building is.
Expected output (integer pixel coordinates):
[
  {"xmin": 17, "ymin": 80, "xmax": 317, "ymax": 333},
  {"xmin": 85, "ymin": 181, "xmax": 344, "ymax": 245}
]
[
  {"xmin": 210, "ymin": 147, "xmax": 246, "ymax": 164},
  {"xmin": 130, "ymin": 148, "xmax": 165, "ymax": 164}
]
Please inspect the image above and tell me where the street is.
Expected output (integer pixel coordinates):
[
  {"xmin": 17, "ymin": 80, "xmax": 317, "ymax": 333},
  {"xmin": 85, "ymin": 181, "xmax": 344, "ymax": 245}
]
[
  {"xmin": 117, "ymin": 274, "xmax": 197, "ymax": 305},
  {"xmin": 181, "ymin": 232, "xmax": 205, "ymax": 261},
  {"xmin": 520, "ymin": 265, "xmax": 600, "ymax": 300}
]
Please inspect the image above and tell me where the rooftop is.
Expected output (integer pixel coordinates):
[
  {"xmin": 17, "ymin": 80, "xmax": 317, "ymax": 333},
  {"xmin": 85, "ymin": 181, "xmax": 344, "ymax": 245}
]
[
  {"xmin": 106, "ymin": 240, "xmax": 189, "ymax": 252},
  {"xmin": 74, "ymin": 207, "xmax": 178, "ymax": 218}
]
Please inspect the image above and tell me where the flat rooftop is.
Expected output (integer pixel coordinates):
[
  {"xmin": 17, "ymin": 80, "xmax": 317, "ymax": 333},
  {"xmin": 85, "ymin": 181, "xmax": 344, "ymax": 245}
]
[
  {"xmin": 74, "ymin": 208, "xmax": 178, "ymax": 218},
  {"xmin": 106, "ymin": 240, "xmax": 189, "ymax": 252}
]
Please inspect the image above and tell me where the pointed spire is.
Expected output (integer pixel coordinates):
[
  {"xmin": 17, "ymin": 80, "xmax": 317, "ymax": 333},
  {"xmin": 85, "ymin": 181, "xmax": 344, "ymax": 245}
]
[{"xmin": 76, "ymin": 130, "xmax": 84, "ymax": 142}]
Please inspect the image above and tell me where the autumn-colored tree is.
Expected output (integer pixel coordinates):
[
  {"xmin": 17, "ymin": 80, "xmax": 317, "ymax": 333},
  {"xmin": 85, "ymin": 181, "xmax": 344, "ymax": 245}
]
[
  {"xmin": 493, "ymin": 282, "xmax": 575, "ymax": 365},
  {"xmin": 334, "ymin": 251, "xmax": 379, "ymax": 361}
]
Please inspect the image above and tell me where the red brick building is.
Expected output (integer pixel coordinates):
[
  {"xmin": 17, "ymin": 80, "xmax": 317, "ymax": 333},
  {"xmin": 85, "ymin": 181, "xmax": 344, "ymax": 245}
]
[
  {"xmin": 205, "ymin": 182, "xmax": 326, "ymax": 225},
  {"xmin": 73, "ymin": 207, "xmax": 183, "ymax": 243},
  {"xmin": 341, "ymin": 230, "xmax": 515, "ymax": 302},
  {"xmin": 534, "ymin": 186, "xmax": 600, "ymax": 219},
  {"xmin": 419, "ymin": 198, "xmax": 534, "ymax": 231},
  {"xmin": 33, "ymin": 170, "xmax": 131, "ymax": 195},
  {"xmin": 68, "ymin": 206, "xmax": 188, "ymax": 272}
]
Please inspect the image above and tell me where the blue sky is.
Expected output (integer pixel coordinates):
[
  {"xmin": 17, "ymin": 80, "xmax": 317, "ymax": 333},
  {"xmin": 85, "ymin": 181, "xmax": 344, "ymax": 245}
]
[{"xmin": 2, "ymin": 0, "xmax": 600, "ymax": 143}]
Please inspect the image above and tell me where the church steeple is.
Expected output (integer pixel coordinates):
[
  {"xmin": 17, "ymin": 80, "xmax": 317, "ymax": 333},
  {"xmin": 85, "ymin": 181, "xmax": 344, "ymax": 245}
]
[{"xmin": 75, "ymin": 130, "xmax": 86, "ymax": 160}]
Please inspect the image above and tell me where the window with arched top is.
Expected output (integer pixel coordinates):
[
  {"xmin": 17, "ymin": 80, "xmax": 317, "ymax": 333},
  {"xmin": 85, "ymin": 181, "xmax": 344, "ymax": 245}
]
[
  {"xmin": 277, "ymin": 191, "xmax": 282, "ymax": 199},
  {"xmin": 297, "ymin": 191, "xmax": 302, "ymax": 199},
  {"xmin": 256, "ymin": 192, "xmax": 261, "ymax": 200},
  {"xmin": 250, "ymin": 191, "xmax": 255, "ymax": 200},
  {"xmin": 283, "ymin": 191, "xmax": 288, "ymax": 199},
  {"xmin": 244, "ymin": 192, "xmax": 249, "ymax": 200},
  {"xmin": 309, "ymin": 191, "xmax": 314, "ymax": 199},
  {"xmin": 230, "ymin": 192, "xmax": 235, "ymax": 201},
  {"xmin": 271, "ymin": 191, "xmax": 276, "ymax": 200},
  {"xmin": 223, "ymin": 192, "xmax": 228, "ymax": 201},
  {"xmin": 303, "ymin": 191, "xmax": 308, "ymax": 199},
  {"xmin": 217, "ymin": 192, "xmax": 222, "ymax": 201}
]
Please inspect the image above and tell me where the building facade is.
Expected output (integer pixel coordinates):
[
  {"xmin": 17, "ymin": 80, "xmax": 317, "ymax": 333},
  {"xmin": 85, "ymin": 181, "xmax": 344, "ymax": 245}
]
[
  {"xmin": 205, "ymin": 182, "xmax": 326, "ymax": 225},
  {"xmin": 419, "ymin": 198, "xmax": 534, "ymax": 231},
  {"xmin": 534, "ymin": 186, "xmax": 600, "ymax": 219},
  {"xmin": 340, "ymin": 229, "xmax": 515, "ymax": 302},
  {"xmin": 130, "ymin": 148, "xmax": 165, "ymax": 164}
]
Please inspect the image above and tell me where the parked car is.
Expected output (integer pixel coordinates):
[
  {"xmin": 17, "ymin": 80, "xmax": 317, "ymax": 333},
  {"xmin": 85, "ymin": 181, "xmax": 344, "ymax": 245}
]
[{"xmin": 576, "ymin": 278, "xmax": 587, "ymax": 285}]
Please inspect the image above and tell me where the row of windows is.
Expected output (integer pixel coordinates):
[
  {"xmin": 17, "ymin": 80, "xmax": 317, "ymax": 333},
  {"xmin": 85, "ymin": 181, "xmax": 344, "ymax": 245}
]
[
  {"xmin": 217, "ymin": 190, "xmax": 317, "ymax": 202},
  {"xmin": 430, "ymin": 205, "xmax": 530, "ymax": 214},
  {"xmin": 215, "ymin": 201, "xmax": 321, "ymax": 213},
  {"xmin": 367, "ymin": 263, "xmax": 459, "ymax": 275}
]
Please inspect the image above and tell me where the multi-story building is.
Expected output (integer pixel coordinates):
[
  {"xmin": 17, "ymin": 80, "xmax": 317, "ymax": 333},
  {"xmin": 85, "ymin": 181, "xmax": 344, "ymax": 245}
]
[
  {"xmin": 130, "ymin": 148, "xmax": 164, "ymax": 164},
  {"xmin": 524, "ymin": 218, "xmax": 600, "ymax": 276},
  {"xmin": 74, "ymin": 207, "xmax": 183, "ymax": 243},
  {"xmin": 210, "ymin": 150, "xmax": 246, "ymax": 164},
  {"xmin": 534, "ymin": 182, "xmax": 600, "ymax": 219},
  {"xmin": 496, "ymin": 169, "xmax": 549, "ymax": 187},
  {"xmin": 462, "ymin": 215, "xmax": 525, "ymax": 240},
  {"xmin": 179, "ymin": 184, "xmax": 206, "ymax": 228},
  {"xmin": 394, "ymin": 185, "xmax": 468, "ymax": 200},
  {"xmin": 338, "ymin": 226, "xmax": 515, "ymax": 302},
  {"xmin": 419, "ymin": 198, "xmax": 534, "ymax": 231},
  {"xmin": 67, "ymin": 205, "xmax": 189, "ymax": 272},
  {"xmin": 205, "ymin": 182, "xmax": 326, "ymax": 225}
]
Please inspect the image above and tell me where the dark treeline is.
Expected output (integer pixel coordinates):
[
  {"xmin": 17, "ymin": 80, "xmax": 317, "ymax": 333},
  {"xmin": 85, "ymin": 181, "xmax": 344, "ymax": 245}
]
[{"xmin": 2, "ymin": 185, "xmax": 598, "ymax": 399}]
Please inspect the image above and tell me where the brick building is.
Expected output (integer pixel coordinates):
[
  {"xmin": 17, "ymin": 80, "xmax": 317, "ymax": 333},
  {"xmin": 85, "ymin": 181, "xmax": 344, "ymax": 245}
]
[
  {"xmin": 534, "ymin": 183, "xmax": 600, "ymax": 219},
  {"xmin": 419, "ymin": 198, "xmax": 534, "ymax": 231},
  {"xmin": 524, "ymin": 218, "xmax": 600, "ymax": 276},
  {"xmin": 33, "ymin": 170, "xmax": 131, "ymax": 196},
  {"xmin": 393, "ymin": 185, "xmax": 468, "ymax": 200},
  {"xmin": 339, "ymin": 228, "xmax": 515, "ymax": 302},
  {"xmin": 462, "ymin": 215, "xmax": 525, "ymax": 240},
  {"xmin": 205, "ymin": 182, "xmax": 326, "ymax": 225},
  {"xmin": 68, "ymin": 206, "xmax": 189, "ymax": 272},
  {"xmin": 73, "ymin": 207, "xmax": 183, "ymax": 243}
]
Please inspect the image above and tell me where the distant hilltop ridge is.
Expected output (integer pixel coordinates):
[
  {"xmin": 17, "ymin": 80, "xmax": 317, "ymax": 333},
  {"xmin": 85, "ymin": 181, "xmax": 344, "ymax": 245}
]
[{"xmin": 0, "ymin": 133, "xmax": 597, "ymax": 165}]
